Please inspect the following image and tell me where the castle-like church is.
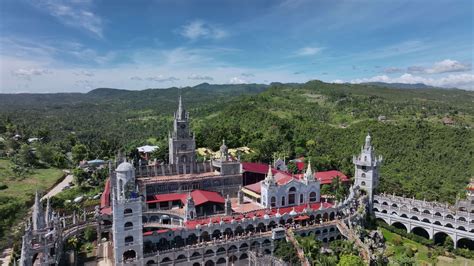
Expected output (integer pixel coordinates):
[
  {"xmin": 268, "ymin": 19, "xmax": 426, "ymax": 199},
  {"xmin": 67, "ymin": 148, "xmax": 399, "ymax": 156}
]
[{"xmin": 18, "ymin": 95, "xmax": 473, "ymax": 266}]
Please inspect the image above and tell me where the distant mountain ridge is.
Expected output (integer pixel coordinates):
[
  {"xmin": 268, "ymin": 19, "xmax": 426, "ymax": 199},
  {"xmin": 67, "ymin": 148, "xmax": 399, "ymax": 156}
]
[{"xmin": 361, "ymin": 82, "xmax": 440, "ymax": 89}]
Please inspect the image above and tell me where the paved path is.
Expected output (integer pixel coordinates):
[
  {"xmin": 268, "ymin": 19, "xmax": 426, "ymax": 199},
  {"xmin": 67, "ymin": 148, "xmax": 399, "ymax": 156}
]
[{"xmin": 42, "ymin": 173, "xmax": 73, "ymax": 200}]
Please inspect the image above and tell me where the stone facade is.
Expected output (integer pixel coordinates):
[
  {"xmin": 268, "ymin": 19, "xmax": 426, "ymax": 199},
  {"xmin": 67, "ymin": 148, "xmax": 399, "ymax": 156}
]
[
  {"xmin": 353, "ymin": 133, "xmax": 382, "ymax": 205},
  {"xmin": 260, "ymin": 163, "xmax": 320, "ymax": 208}
]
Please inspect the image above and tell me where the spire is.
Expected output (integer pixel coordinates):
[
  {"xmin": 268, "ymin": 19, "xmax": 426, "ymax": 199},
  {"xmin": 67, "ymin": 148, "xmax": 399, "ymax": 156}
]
[
  {"xmin": 32, "ymin": 190, "xmax": 44, "ymax": 230},
  {"xmin": 45, "ymin": 197, "xmax": 51, "ymax": 226},
  {"xmin": 264, "ymin": 165, "xmax": 276, "ymax": 186},
  {"xmin": 177, "ymin": 92, "xmax": 186, "ymax": 120},
  {"xmin": 364, "ymin": 132, "xmax": 371, "ymax": 149},
  {"xmin": 305, "ymin": 160, "xmax": 313, "ymax": 177}
]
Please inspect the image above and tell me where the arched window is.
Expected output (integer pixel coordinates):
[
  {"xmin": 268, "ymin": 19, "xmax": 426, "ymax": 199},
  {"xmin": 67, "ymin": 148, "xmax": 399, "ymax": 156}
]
[
  {"xmin": 288, "ymin": 187, "xmax": 296, "ymax": 205},
  {"xmin": 300, "ymin": 194, "xmax": 304, "ymax": 204},
  {"xmin": 125, "ymin": 236, "xmax": 134, "ymax": 243},
  {"xmin": 364, "ymin": 156, "xmax": 367, "ymax": 161},
  {"xmin": 124, "ymin": 208, "xmax": 133, "ymax": 215},
  {"xmin": 309, "ymin": 192, "xmax": 317, "ymax": 202},
  {"xmin": 281, "ymin": 196, "xmax": 286, "ymax": 206},
  {"xmin": 361, "ymin": 181, "xmax": 366, "ymax": 186},
  {"xmin": 270, "ymin": 197, "xmax": 276, "ymax": 207},
  {"xmin": 181, "ymin": 155, "xmax": 187, "ymax": 163},
  {"xmin": 124, "ymin": 222, "xmax": 133, "ymax": 229},
  {"xmin": 361, "ymin": 173, "xmax": 366, "ymax": 178}
]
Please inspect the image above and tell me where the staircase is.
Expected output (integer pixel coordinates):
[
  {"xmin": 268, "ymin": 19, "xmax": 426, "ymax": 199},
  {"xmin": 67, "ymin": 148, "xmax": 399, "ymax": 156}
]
[
  {"xmin": 286, "ymin": 229, "xmax": 310, "ymax": 266},
  {"xmin": 336, "ymin": 220, "xmax": 371, "ymax": 262}
]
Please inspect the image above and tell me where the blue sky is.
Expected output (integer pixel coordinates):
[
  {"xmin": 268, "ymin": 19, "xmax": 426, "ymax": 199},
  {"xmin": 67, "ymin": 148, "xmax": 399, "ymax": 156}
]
[{"xmin": 0, "ymin": 0, "xmax": 472, "ymax": 93}]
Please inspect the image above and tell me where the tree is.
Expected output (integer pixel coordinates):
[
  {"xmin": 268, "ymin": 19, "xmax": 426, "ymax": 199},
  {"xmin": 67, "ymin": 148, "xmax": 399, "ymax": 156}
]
[
  {"xmin": 337, "ymin": 254, "xmax": 364, "ymax": 266},
  {"xmin": 72, "ymin": 144, "xmax": 88, "ymax": 164},
  {"xmin": 73, "ymin": 168, "xmax": 89, "ymax": 187}
]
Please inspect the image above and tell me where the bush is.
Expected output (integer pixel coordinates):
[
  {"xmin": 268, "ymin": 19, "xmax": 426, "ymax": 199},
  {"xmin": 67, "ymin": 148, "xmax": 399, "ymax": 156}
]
[
  {"xmin": 377, "ymin": 221, "xmax": 433, "ymax": 246},
  {"xmin": 0, "ymin": 183, "xmax": 7, "ymax": 190}
]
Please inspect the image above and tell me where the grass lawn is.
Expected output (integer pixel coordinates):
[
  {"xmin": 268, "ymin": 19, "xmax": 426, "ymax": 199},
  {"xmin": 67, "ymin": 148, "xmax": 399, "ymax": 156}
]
[
  {"xmin": 380, "ymin": 228, "xmax": 474, "ymax": 266},
  {"xmin": 0, "ymin": 159, "xmax": 64, "ymax": 201}
]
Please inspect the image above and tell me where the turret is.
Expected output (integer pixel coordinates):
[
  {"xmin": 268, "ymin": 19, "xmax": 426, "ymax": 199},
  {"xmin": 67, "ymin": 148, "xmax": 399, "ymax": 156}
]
[
  {"xmin": 265, "ymin": 165, "xmax": 276, "ymax": 186},
  {"xmin": 220, "ymin": 139, "xmax": 228, "ymax": 161},
  {"xmin": 303, "ymin": 160, "xmax": 315, "ymax": 184},
  {"xmin": 225, "ymin": 195, "xmax": 232, "ymax": 215},
  {"xmin": 184, "ymin": 192, "xmax": 196, "ymax": 221},
  {"xmin": 353, "ymin": 132, "xmax": 382, "ymax": 207}
]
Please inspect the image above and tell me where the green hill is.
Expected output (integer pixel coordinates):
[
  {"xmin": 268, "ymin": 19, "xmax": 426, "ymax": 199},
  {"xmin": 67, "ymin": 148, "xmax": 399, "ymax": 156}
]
[{"xmin": 0, "ymin": 80, "xmax": 472, "ymax": 203}]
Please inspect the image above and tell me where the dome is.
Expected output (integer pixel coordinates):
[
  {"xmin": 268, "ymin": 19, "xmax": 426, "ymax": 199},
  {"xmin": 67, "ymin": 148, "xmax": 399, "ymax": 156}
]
[
  {"xmin": 275, "ymin": 212, "xmax": 281, "ymax": 218},
  {"xmin": 263, "ymin": 214, "xmax": 270, "ymax": 220},
  {"xmin": 116, "ymin": 161, "xmax": 134, "ymax": 172}
]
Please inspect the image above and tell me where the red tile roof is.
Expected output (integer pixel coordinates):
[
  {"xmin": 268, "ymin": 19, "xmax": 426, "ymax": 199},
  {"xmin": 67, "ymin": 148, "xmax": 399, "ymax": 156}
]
[
  {"xmin": 191, "ymin": 190, "xmax": 225, "ymax": 205},
  {"xmin": 146, "ymin": 193, "xmax": 187, "ymax": 204},
  {"xmin": 242, "ymin": 162, "xmax": 279, "ymax": 175},
  {"xmin": 184, "ymin": 201, "xmax": 333, "ymax": 230},
  {"xmin": 100, "ymin": 178, "xmax": 111, "ymax": 208},
  {"xmin": 244, "ymin": 172, "xmax": 298, "ymax": 194},
  {"xmin": 315, "ymin": 170, "xmax": 349, "ymax": 184},
  {"xmin": 146, "ymin": 189, "xmax": 225, "ymax": 206}
]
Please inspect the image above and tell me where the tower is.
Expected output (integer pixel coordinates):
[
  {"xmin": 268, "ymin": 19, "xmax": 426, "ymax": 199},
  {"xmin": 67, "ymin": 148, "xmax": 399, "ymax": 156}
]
[
  {"xmin": 32, "ymin": 190, "xmax": 45, "ymax": 231},
  {"xmin": 168, "ymin": 94, "xmax": 196, "ymax": 166},
  {"xmin": 111, "ymin": 161, "xmax": 144, "ymax": 266},
  {"xmin": 225, "ymin": 195, "xmax": 232, "ymax": 215},
  {"xmin": 261, "ymin": 165, "xmax": 277, "ymax": 208},
  {"xmin": 303, "ymin": 161, "xmax": 321, "ymax": 203},
  {"xmin": 184, "ymin": 192, "xmax": 196, "ymax": 221},
  {"xmin": 353, "ymin": 133, "xmax": 382, "ymax": 205}
]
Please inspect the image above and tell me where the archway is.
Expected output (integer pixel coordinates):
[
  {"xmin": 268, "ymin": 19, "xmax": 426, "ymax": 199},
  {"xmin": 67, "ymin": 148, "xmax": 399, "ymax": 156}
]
[
  {"xmin": 229, "ymin": 255, "xmax": 238, "ymax": 264},
  {"xmin": 212, "ymin": 229, "xmax": 222, "ymax": 239},
  {"xmin": 146, "ymin": 260, "xmax": 156, "ymax": 265},
  {"xmin": 228, "ymin": 245, "xmax": 237, "ymax": 253},
  {"xmin": 123, "ymin": 250, "xmax": 136, "ymax": 261},
  {"xmin": 410, "ymin": 216, "xmax": 419, "ymax": 221},
  {"xmin": 239, "ymin": 253, "xmax": 249, "ymax": 260},
  {"xmin": 245, "ymin": 224, "xmax": 255, "ymax": 233},
  {"xmin": 216, "ymin": 247, "xmax": 226, "ymax": 255},
  {"xmin": 411, "ymin": 227, "xmax": 430, "ymax": 239},
  {"xmin": 201, "ymin": 231, "xmax": 211, "ymax": 242},
  {"xmin": 433, "ymin": 232, "xmax": 452, "ymax": 246},
  {"xmin": 174, "ymin": 236, "xmax": 185, "ymax": 248},
  {"xmin": 457, "ymin": 238, "xmax": 474, "ymax": 250},
  {"xmin": 187, "ymin": 234, "xmax": 198, "ymax": 245},
  {"xmin": 205, "ymin": 260, "xmax": 215, "ymax": 266},
  {"xmin": 224, "ymin": 228, "xmax": 233, "ymax": 238},
  {"xmin": 392, "ymin": 222, "xmax": 408, "ymax": 232},
  {"xmin": 205, "ymin": 249, "xmax": 214, "ymax": 257},
  {"xmin": 216, "ymin": 258, "xmax": 227, "ymax": 265},
  {"xmin": 235, "ymin": 226, "xmax": 244, "ymax": 235},
  {"xmin": 239, "ymin": 243, "xmax": 249, "ymax": 251}
]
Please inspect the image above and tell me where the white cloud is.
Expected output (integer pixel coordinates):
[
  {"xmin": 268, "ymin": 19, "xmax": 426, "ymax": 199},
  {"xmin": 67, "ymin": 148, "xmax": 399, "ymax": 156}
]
[
  {"xmin": 34, "ymin": 0, "xmax": 103, "ymax": 38},
  {"xmin": 425, "ymin": 59, "xmax": 471, "ymax": 74},
  {"xmin": 12, "ymin": 68, "xmax": 52, "ymax": 80},
  {"xmin": 130, "ymin": 75, "xmax": 180, "ymax": 83},
  {"xmin": 383, "ymin": 67, "xmax": 403, "ymax": 74},
  {"xmin": 180, "ymin": 20, "xmax": 228, "ymax": 40},
  {"xmin": 294, "ymin": 46, "xmax": 322, "ymax": 56},
  {"xmin": 351, "ymin": 73, "xmax": 474, "ymax": 90},
  {"xmin": 229, "ymin": 77, "xmax": 248, "ymax": 84},
  {"xmin": 187, "ymin": 74, "xmax": 213, "ymax": 81}
]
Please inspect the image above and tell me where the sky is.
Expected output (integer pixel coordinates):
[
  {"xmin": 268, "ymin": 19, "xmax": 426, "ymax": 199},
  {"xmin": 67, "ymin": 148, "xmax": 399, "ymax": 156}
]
[{"xmin": 0, "ymin": 0, "xmax": 472, "ymax": 93}]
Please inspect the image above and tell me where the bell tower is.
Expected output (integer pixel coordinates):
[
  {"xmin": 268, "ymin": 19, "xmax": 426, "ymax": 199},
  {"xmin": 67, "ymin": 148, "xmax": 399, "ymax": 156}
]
[
  {"xmin": 168, "ymin": 94, "xmax": 196, "ymax": 165},
  {"xmin": 353, "ymin": 133, "xmax": 382, "ymax": 205}
]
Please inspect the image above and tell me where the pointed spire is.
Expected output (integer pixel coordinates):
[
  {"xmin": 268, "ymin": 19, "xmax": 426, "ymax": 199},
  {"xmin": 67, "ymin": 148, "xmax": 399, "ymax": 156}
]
[
  {"xmin": 32, "ymin": 190, "xmax": 44, "ymax": 230},
  {"xmin": 45, "ymin": 197, "xmax": 51, "ymax": 226},
  {"xmin": 304, "ymin": 160, "xmax": 314, "ymax": 181},
  {"xmin": 365, "ymin": 132, "xmax": 371, "ymax": 148}
]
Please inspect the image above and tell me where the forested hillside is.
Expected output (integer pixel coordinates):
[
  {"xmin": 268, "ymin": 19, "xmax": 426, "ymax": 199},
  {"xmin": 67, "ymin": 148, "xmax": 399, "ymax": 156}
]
[{"xmin": 0, "ymin": 81, "xmax": 473, "ymax": 203}]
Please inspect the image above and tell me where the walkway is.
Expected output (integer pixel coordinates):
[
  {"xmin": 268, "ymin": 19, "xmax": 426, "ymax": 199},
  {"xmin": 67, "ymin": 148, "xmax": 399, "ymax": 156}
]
[
  {"xmin": 336, "ymin": 220, "xmax": 370, "ymax": 262},
  {"xmin": 286, "ymin": 228, "xmax": 310, "ymax": 266},
  {"xmin": 42, "ymin": 174, "xmax": 73, "ymax": 200}
]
